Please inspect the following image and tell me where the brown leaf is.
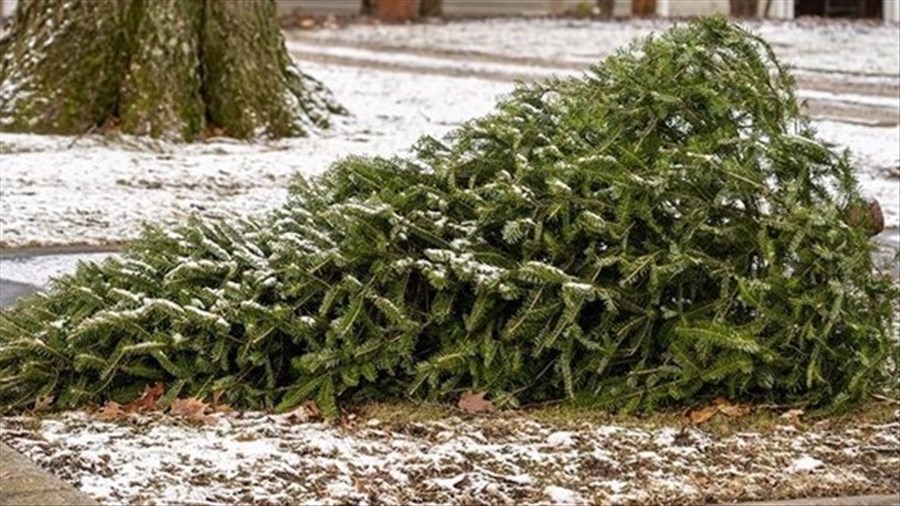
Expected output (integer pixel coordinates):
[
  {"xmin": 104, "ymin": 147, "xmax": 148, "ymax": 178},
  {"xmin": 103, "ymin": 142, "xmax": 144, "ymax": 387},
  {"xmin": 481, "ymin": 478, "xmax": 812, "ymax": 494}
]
[
  {"xmin": 458, "ymin": 391, "xmax": 495, "ymax": 414},
  {"xmin": 302, "ymin": 401, "xmax": 321, "ymax": 419},
  {"xmin": 209, "ymin": 390, "xmax": 234, "ymax": 414},
  {"xmin": 31, "ymin": 394, "xmax": 54, "ymax": 413},
  {"xmin": 169, "ymin": 397, "xmax": 211, "ymax": 423},
  {"xmin": 711, "ymin": 396, "xmax": 729, "ymax": 406},
  {"xmin": 124, "ymin": 382, "xmax": 165, "ymax": 412},
  {"xmin": 97, "ymin": 401, "xmax": 126, "ymax": 421},
  {"xmin": 718, "ymin": 403, "xmax": 750, "ymax": 418},
  {"xmin": 780, "ymin": 408, "xmax": 804, "ymax": 421},
  {"xmin": 284, "ymin": 401, "xmax": 321, "ymax": 424},
  {"xmin": 713, "ymin": 398, "xmax": 750, "ymax": 418},
  {"xmin": 212, "ymin": 403, "xmax": 234, "ymax": 414},
  {"xmin": 689, "ymin": 405, "xmax": 719, "ymax": 425}
]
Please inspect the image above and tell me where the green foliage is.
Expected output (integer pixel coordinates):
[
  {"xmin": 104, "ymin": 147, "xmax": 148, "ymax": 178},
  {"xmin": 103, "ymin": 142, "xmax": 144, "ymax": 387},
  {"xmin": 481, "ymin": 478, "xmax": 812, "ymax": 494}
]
[{"xmin": 1, "ymin": 17, "xmax": 896, "ymax": 415}]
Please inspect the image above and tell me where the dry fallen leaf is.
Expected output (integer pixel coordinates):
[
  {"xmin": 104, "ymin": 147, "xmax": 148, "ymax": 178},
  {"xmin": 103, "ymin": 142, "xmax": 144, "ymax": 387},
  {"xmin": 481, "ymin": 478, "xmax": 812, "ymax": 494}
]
[
  {"xmin": 302, "ymin": 400, "xmax": 321, "ymax": 419},
  {"xmin": 212, "ymin": 403, "xmax": 234, "ymax": 414},
  {"xmin": 711, "ymin": 396, "xmax": 729, "ymax": 406},
  {"xmin": 32, "ymin": 394, "xmax": 54, "ymax": 413},
  {"xmin": 209, "ymin": 390, "xmax": 234, "ymax": 414},
  {"xmin": 689, "ymin": 398, "xmax": 749, "ymax": 425},
  {"xmin": 284, "ymin": 401, "xmax": 321, "ymax": 423},
  {"xmin": 458, "ymin": 391, "xmax": 495, "ymax": 414},
  {"xmin": 124, "ymin": 382, "xmax": 165, "ymax": 412},
  {"xmin": 689, "ymin": 405, "xmax": 720, "ymax": 425},
  {"xmin": 716, "ymin": 399, "xmax": 750, "ymax": 418},
  {"xmin": 169, "ymin": 397, "xmax": 211, "ymax": 423},
  {"xmin": 780, "ymin": 408, "xmax": 805, "ymax": 421},
  {"xmin": 97, "ymin": 401, "xmax": 126, "ymax": 421}
]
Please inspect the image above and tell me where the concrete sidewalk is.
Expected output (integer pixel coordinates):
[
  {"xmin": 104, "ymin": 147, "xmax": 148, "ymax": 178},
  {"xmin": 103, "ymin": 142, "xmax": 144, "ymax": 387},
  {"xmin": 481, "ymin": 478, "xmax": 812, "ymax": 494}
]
[{"xmin": 0, "ymin": 442, "xmax": 97, "ymax": 506}]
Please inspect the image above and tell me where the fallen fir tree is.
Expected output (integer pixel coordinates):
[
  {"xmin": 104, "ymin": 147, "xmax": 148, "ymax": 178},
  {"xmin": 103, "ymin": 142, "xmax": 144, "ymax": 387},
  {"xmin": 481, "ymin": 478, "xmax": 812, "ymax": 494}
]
[{"xmin": 1, "ymin": 18, "xmax": 896, "ymax": 416}]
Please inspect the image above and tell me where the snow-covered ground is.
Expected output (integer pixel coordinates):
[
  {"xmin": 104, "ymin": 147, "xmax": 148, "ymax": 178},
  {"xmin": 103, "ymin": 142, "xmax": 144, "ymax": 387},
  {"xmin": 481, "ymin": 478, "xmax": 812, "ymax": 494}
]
[
  {"xmin": 0, "ymin": 63, "xmax": 506, "ymax": 248},
  {"xmin": 2, "ymin": 408, "xmax": 898, "ymax": 506}
]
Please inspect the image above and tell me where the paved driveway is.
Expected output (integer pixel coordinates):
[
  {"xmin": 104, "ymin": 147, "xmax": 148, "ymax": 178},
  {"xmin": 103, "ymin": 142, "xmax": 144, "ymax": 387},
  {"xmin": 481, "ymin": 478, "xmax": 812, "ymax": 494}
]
[{"xmin": 0, "ymin": 278, "xmax": 39, "ymax": 309}]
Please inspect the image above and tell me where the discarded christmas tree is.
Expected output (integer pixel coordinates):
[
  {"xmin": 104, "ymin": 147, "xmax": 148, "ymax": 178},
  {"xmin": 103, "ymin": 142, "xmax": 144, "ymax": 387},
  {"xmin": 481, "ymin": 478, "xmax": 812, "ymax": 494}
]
[{"xmin": 1, "ymin": 18, "xmax": 895, "ymax": 416}]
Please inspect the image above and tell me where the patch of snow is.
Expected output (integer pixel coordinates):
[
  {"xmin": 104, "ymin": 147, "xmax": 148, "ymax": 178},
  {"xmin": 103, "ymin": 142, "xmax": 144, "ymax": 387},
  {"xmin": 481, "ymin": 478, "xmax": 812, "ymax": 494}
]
[
  {"xmin": 0, "ymin": 253, "xmax": 114, "ymax": 286},
  {"xmin": 654, "ymin": 427, "xmax": 679, "ymax": 447},
  {"xmin": 787, "ymin": 455, "xmax": 825, "ymax": 473},
  {"xmin": 544, "ymin": 485, "xmax": 586, "ymax": 505},
  {"xmin": 428, "ymin": 473, "xmax": 469, "ymax": 491},
  {"xmin": 546, "ymin": 431, "xmax": 577, "ymax": 448},
  {"xmin": 297, "ymin": 18, "xmax": 900, "ymax": 75}
]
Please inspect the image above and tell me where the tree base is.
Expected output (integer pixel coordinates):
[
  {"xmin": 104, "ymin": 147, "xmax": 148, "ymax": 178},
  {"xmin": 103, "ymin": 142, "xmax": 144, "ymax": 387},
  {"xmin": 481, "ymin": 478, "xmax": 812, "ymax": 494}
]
[{"xmin": 0, "ymin": 0, "xmax": 344, "ymax": 140}]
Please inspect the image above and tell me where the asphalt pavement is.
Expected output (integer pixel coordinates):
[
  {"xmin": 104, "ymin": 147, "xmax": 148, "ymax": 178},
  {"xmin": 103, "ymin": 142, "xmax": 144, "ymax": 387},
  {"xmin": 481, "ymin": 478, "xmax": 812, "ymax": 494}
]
[{"xmin": 0, "ymin": 278, "xmax": 39, "ymax": 309}]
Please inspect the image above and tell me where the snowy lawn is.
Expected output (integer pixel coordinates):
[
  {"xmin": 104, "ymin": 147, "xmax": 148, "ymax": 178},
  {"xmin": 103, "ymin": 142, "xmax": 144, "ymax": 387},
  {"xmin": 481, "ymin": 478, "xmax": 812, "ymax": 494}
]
[
  {"xmin": 2, "ymin": 403, "xmax": 898, "ymax": 506},
  {"xmin": 0, "ymin": 62, "xmax": 506, "ymax": 248}
]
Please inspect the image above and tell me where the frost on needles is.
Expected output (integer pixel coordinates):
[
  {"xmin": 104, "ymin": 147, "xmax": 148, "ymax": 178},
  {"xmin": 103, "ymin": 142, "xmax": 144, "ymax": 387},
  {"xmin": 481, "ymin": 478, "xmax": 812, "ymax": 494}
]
[{"xmin": 1, "ymin": 17, "xmax": 896, "ymax": 416}]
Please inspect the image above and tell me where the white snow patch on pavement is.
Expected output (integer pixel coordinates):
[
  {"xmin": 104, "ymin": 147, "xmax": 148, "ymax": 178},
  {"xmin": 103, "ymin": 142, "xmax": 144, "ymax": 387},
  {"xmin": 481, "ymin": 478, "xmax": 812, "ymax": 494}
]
[
  {"xmin": 297, "ymin": 18, "xmax": 900, "ymax": 76},
  {"xmin": 287, "ymin": 40, "xmax": 580, "ymax": 80}
]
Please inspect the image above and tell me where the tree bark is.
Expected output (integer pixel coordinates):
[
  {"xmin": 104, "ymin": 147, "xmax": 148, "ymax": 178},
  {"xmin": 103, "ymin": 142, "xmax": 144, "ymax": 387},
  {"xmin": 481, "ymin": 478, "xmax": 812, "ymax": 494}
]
[{"xmin": 0, "ymin": 0, "xmax": 343, "ymax": 140}]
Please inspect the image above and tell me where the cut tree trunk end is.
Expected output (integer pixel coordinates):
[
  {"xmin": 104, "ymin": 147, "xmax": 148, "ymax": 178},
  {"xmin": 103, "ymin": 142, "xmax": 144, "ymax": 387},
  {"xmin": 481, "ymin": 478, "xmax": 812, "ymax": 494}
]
[
  {"xmin": 846, "ymin": 199, "xmax": 886, "ymax": 237},
  {"xmin": 0, "ymin": 0, "xmax": 344, "ymax": 141}
]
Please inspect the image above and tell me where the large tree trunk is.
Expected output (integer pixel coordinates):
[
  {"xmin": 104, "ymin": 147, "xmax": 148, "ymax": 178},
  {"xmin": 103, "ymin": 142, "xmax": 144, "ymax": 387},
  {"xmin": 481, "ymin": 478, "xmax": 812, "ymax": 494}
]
[{"xmin": 0, "ymin": 0, "xmax": 344, "ymax": 140}]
